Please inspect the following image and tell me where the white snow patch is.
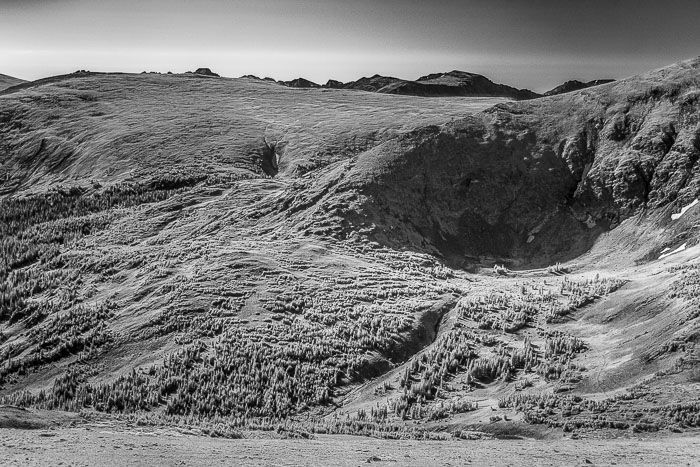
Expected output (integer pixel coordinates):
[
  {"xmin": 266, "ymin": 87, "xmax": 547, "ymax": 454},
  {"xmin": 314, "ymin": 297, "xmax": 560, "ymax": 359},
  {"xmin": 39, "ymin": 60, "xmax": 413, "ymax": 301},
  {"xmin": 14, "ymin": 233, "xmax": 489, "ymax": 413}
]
[
  {"xmin": 659, "ymin": 243, "xmax": 687, "ymax": 260},
  {"xmin": 606, "ymin": 353, "xmax": 634, "ymax": 370},
  {"xmin": 671, "ymin": 199, "xmax": 698, "ymax": 220}
]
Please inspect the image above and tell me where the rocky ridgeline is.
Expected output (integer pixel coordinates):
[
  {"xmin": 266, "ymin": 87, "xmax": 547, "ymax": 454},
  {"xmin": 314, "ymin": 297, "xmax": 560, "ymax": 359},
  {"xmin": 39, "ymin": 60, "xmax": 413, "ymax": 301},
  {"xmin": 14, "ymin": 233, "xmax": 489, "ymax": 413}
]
[
  {"xmin": 246, "ymin": 70, "xmax": 540, "ymax": 99},
  {"xmin": 248, "ymin": 71, "xmax": 615, "ymax": 99},
  {"xmin": 544, "ymin": 79, "xmax": 615, "ymax": 96},
  {"xmin": 0, "ymin": 73, "xmax": 26, "ymax": 92}
]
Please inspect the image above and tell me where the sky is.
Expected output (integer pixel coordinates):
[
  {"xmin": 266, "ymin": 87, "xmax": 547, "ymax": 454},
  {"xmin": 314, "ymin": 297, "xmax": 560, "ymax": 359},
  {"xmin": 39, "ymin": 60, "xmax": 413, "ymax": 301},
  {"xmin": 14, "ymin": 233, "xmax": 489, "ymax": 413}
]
[{"xmin": 1, "ymin": 0, "xmax": 699, "ymax": 92}]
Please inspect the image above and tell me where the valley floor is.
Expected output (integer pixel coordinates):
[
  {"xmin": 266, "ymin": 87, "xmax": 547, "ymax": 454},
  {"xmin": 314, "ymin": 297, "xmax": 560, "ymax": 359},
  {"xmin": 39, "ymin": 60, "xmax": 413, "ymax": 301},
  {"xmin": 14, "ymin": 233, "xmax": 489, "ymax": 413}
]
[{"xmin": 2, "ymin": 423, "xmax": 699, "ymax": 466}]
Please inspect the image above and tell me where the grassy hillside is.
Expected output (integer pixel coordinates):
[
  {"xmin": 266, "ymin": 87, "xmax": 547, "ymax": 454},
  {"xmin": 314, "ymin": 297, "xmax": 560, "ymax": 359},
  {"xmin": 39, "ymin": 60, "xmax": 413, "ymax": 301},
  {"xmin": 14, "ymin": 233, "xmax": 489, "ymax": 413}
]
[
  {"xmin": 0, "ymin": 60, "xmax": 699, "ymax": 440},
  {"xmin": 0, "ymin": 72, "xmax": 504, "ymax": 193}
]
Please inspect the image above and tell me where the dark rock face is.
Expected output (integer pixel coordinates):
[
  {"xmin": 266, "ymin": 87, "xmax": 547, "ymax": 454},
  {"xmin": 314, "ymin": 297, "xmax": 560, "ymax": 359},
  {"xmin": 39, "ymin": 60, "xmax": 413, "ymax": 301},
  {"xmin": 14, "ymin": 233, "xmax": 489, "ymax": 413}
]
[
  {"xmin": 336, "ymin": 118, "xmax": 597, "ymax": 266},
  {"xmin": 193, "ymin": 68, "xmax": 220, "ymax": 77},
  {"xmin": 544, "ymin": 79, "xmax": 615, "ymax": 96}
]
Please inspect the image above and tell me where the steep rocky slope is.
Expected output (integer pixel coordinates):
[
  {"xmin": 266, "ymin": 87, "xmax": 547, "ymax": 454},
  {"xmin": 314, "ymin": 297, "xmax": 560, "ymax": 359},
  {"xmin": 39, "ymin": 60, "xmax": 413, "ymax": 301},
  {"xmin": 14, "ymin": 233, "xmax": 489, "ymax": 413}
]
[{"xmin": 0, "ymin": 58, "xmax": 699, "ymax": 439}]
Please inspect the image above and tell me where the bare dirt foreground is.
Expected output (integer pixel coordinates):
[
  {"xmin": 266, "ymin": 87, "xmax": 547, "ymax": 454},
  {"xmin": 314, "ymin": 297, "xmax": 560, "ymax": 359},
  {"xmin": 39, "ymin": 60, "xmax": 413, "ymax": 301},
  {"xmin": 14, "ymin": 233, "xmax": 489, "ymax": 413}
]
[{"xmin": 2, "ymin": 424, "xmax": 699, "ymax": 467}]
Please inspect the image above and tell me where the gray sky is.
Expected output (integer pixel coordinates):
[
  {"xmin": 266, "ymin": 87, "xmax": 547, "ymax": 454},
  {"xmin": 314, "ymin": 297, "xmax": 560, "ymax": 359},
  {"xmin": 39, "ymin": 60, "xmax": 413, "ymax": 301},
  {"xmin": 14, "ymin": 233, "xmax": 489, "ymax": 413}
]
[{"xmin": 1, "ymin": 0, "xmax": 699, "ymax": 92}]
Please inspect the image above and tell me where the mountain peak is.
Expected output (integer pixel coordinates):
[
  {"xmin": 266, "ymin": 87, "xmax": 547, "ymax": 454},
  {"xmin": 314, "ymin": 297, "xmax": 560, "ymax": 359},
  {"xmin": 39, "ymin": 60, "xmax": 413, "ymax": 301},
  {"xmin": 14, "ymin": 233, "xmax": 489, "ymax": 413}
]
[
  {"xmin": 281, "ymin": 77, "xmax": 320, "ymax": 88},
  {"xmin": 338, "ymin": 71, "xmax": 539, "ymax": 99}
]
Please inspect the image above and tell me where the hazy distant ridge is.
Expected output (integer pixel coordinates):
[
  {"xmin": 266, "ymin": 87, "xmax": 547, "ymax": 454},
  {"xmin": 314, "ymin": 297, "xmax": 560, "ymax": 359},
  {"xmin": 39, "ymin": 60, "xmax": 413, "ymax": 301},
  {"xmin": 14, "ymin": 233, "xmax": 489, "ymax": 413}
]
[
  {"xmin": 251, "ymin": 70, "xmax": 540, "ymax": 99},
  {"xmin": 544, "ymin": 79, "xmax": 615, "ymax": 96},
  {"xmin": 0, "ymin": 73, "xmax": 26, "ymax": 92}
]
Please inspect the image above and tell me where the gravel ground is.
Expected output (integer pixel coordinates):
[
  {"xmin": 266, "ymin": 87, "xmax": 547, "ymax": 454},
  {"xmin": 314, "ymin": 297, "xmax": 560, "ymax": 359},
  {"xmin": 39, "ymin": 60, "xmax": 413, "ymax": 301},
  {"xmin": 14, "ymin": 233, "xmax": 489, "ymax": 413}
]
[{"xmin": 2, "ymin": 426, "xmax": 699, "ymax": 466}]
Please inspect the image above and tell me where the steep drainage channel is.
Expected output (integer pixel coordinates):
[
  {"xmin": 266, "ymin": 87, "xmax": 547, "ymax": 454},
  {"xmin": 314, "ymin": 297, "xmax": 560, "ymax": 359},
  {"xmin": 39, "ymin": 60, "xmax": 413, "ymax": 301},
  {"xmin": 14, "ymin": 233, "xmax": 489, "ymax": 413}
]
[
  {"xmin": 334, "ymin": 294, "xmax": 460, "ymax": 411},
  {"xmin": 350, "ymin": 294, "xmax": 459, "ymax": 382},
  {"xmin": 388, "ymin": 294, "xmax": 459, "ymax": 364}
]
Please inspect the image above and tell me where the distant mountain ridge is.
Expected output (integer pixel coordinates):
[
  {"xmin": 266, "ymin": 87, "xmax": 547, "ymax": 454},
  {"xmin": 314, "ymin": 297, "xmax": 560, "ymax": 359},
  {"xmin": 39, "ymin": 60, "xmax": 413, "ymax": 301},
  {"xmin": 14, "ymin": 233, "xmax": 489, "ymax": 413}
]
[
  {"xmin": 244, "ymin": 70, "xmax": 541, "ymax": 100},
  {"xmin": 544, "ymin": 79, "xmax": 615, "ymax": 96},
  {"xmin": 266, "ymin": 72, "xmax": 617, "ymax": 100},
  {"xmin": 0, "ymin": 73, "xmax": 26, "ymax": 92},
  {"xmin": 3, "ymin": 68, "xmax": 615, "ymax": 100}
]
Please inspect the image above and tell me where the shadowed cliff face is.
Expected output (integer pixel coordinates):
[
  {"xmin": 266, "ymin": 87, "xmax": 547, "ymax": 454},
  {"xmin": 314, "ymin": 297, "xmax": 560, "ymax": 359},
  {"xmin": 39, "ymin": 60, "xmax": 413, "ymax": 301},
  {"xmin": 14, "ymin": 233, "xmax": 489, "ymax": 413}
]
[{"xmin": 279, "ymin": 57, "xmax": 700, "ymax": 267}]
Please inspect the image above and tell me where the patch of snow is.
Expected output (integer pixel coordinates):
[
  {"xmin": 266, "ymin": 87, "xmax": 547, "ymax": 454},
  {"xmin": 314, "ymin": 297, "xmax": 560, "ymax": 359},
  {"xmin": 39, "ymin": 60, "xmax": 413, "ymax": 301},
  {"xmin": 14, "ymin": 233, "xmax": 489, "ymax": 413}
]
[
  {"xmin": 659, "ymin": 243, "xmax": 687, "ymax": 260},
  {"xmin": 606, "ymin": 353, "xmax": 633, "ymax": 370},
  {"xmin": 671, "ymin": 199, "xmax": 698, "ymax": 220}
]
